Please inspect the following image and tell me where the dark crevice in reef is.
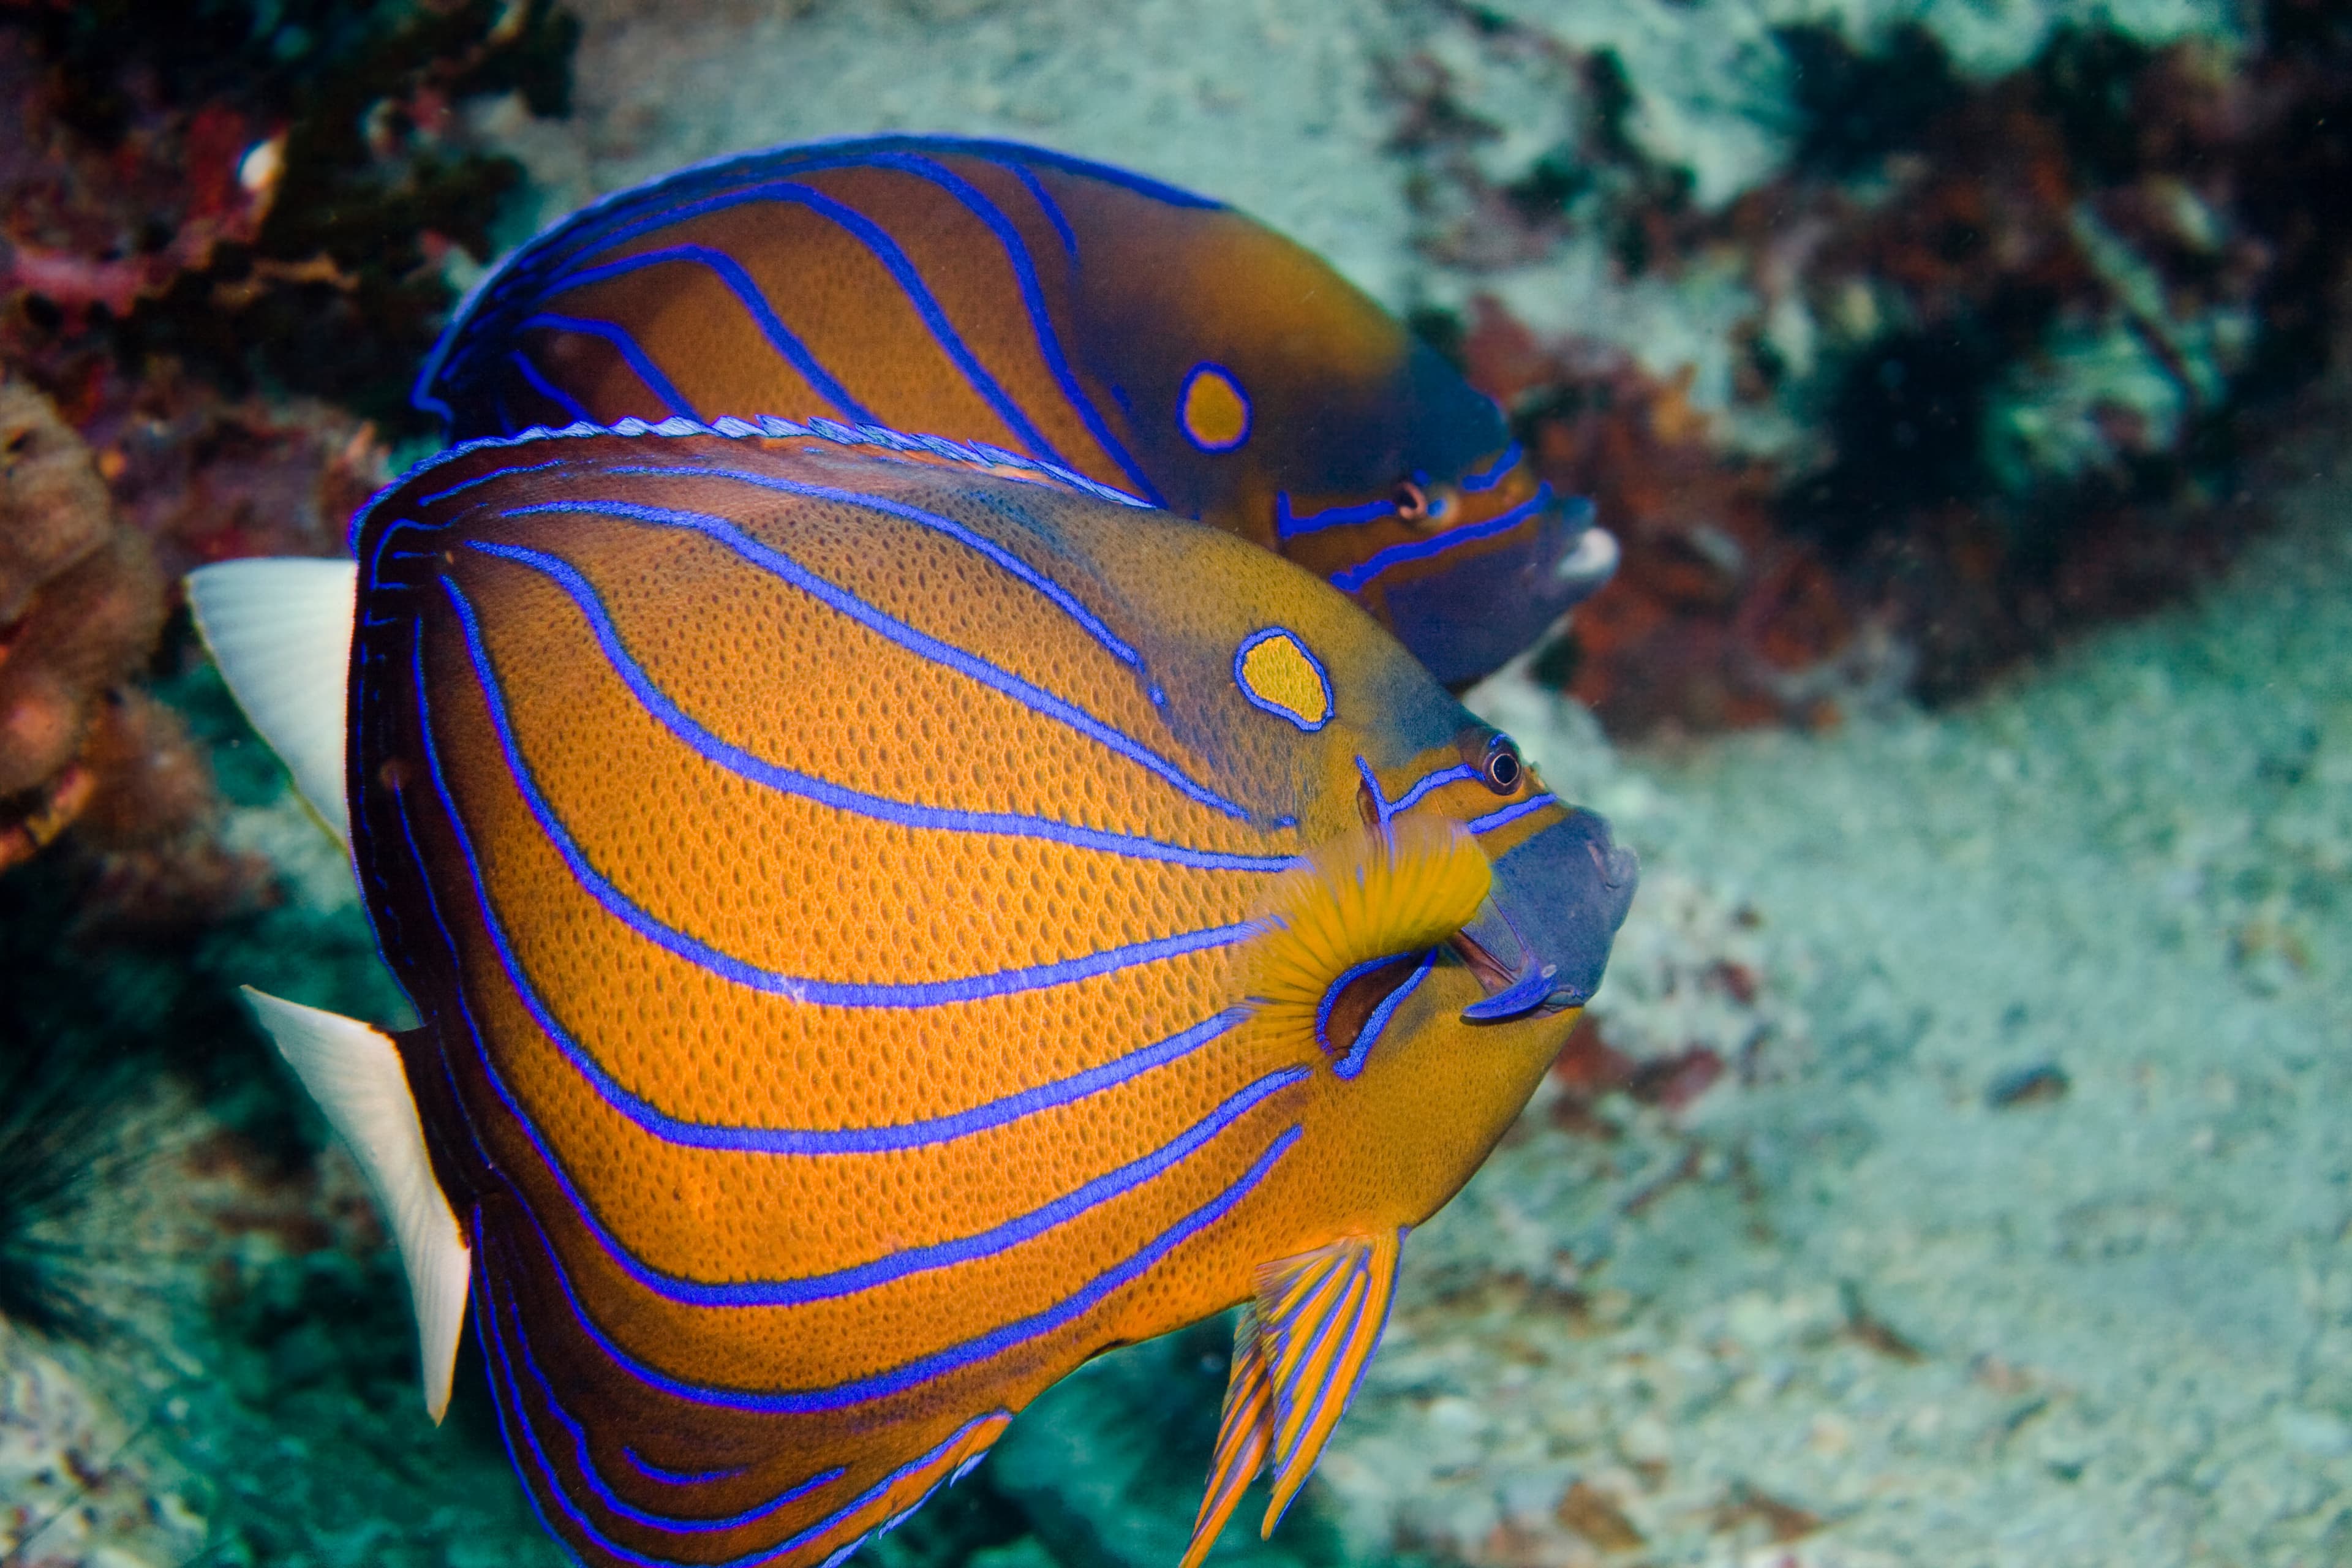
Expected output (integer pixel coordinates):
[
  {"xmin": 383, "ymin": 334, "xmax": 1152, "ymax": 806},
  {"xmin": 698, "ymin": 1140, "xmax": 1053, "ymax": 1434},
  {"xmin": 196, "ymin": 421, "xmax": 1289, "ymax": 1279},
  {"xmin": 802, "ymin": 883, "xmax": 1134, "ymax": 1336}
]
[{"xmin": 2, "ymin": 0, "xmax": 579, "ymax": 431}]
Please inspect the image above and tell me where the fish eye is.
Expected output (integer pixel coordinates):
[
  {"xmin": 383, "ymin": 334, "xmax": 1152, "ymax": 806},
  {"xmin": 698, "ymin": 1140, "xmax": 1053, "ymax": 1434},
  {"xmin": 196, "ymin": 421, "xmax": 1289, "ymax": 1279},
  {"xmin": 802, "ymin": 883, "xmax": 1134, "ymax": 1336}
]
[{"xmin": 1480, "ymin": 734, "xmax": 1524, "ymax": 794}]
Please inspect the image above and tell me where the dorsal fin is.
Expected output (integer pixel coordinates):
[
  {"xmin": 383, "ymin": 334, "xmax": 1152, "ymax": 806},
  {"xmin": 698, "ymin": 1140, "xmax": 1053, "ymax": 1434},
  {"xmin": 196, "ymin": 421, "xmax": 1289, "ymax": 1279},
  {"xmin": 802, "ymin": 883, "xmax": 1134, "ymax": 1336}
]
[
  {"xmin": 242, "ymin": 987, "xmax": 470, "ymax": 1423},
  {"xmin": 1181, "ymin": 1229, "xmax": 1406, "ymax": 1566},
  {"xmin": 185, "ymin": 558, "xmax": 356, "ymax": 846}
]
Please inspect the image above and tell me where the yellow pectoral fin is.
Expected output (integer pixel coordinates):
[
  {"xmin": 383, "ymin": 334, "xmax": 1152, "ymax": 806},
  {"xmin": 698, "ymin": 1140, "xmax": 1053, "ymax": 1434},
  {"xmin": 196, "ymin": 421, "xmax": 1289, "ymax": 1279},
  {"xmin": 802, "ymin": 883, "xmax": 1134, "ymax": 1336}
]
[
  {"xmin": 1181, "ymin": 1307, "xmax": 1273, "ymax": 1568},
  {"xmin": 1243, "ymin": 814, "xmax": 1488, "ymax": 1058},
  {"xmin": 1179, "ymin": 1231, "xmax": 1406, "ymax": 1566}
]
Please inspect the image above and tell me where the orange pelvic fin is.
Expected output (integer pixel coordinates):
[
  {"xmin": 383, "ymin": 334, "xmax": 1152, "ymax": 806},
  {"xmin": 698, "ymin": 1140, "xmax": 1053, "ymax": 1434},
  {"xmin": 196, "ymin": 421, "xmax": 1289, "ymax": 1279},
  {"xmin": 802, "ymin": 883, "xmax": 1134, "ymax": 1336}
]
[{"xmin": 1178, "ymin": 1229, "xmax": 1405, "ymax": 1567}]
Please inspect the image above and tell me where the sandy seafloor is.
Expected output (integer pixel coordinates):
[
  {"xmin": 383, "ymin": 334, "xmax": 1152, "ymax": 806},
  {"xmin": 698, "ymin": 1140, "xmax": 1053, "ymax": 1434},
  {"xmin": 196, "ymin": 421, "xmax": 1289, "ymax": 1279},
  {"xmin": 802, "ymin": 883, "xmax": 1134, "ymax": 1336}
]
[{"xmin": 7, "ymin": 2, "xmax": 2348, "ymax": 1565}]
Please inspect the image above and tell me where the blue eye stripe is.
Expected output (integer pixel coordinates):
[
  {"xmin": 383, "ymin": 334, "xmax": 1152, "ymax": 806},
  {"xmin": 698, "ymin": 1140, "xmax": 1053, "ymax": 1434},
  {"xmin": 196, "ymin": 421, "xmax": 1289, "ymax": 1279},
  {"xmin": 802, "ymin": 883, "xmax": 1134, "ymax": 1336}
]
[
  {"xmin": 1467, "ymin": 793, "xmax": 1559, "ymax": 835},
  {"xmin": 543, "ymin": 244, "xmax": 876, "ymax": 425},
  {"xmin": 1391, "ymin": 763, "xmax": 1479, "ymax": 813},
  {"xmin": 515, "ymin": 314, "xmax": 698, "ymax": 420},
  {"xmin": 491, "ymin": 498, "xmax": 1261, "ymax": 823},
  {"xmin": 1327, "ymin": 484, "xmax": 1554, "ymax": 594},
  {"xmin": 1274, "ymin": 492, "xmax": 1397, "ymax": 540},
  {"xmin": 1460, "ymin": 442, "xmax": 1521, "ymax": 492}
]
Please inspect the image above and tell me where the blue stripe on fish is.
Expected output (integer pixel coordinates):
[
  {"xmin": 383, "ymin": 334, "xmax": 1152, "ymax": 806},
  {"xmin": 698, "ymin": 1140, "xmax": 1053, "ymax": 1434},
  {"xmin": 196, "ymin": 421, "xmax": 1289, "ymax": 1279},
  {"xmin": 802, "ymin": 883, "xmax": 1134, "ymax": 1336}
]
[
  {"xmin": 579, "ymin": 464, "xmax": 1148, "ymax": 674},
  {"xmin": 545, "ymin": 183, "xmax": 1068, "ymax": 468},
  {"xmin": 1460, "ymin": 443, "xmax": 1521, "ymax": 492},
  {"xmin": 551, "ymin": 245, "xmax": 877, "ymax": 424},
  {"xmin": 849, "ymin": 150, "xmax": 1161, "ymax": 502},
  {"xmin": 1273, "ymin": 493, "xmax": 1398, "ymax": 540},
  {"xmin": 577, "ymin": 1068, "xmax": 1311, "ymax": 1311},
  {"xmin": 505, "ymin": 1123, "xmax": 1303, "ymax": 1414},
  {"xmin": 511, "ymin": 352, "xmax": 600, "ymax": 426},
  {"xmin": 465, "ymin": 541, "xmax": 1285, "ymax": 870},
  {"xmin": 486, "ymin": 500, "xmax": 1262, "ymax": 822},
  {"xmin": 517, "ymin": 315, "xmax": 698, "ymax": 420},
  {"xmin": 477, "ymin": 1265, "xmax": 1017, "ymax": 1568},
  {"xmin": 512, "ymin": 1316, "xmax": 846, "ymax": 1536},
  {"xmin": 623, "ymin": 1451, "xmax": 752, "ymax": 1490},
  {"xmin": 415, "ymin": 663, "xmax": 1261, "ymax": 1157},
  {"xmin": 443, "ymin": 572, "xmax": 1260, "ymax": 1002}
]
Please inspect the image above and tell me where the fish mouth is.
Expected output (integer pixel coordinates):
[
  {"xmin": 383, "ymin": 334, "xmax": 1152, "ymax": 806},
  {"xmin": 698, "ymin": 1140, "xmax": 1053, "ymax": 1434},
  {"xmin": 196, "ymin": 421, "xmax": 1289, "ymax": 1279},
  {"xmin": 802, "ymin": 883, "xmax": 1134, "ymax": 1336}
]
[{"xmin": 1449, "ymin": 806, "xmax": 1638, "ymax": 1023}]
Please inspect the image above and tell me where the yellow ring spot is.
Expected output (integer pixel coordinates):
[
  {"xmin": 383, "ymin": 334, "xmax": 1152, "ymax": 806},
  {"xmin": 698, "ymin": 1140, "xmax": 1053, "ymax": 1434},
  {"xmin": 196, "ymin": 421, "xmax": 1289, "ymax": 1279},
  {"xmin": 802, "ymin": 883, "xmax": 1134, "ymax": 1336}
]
[
  {"xmin": 1236, "ymin": 630, "xmax": 1331, "ymax": 729},
  {"xmin": 1181, "ymin": 364, "xmax": 1251, "ymax": 452}
]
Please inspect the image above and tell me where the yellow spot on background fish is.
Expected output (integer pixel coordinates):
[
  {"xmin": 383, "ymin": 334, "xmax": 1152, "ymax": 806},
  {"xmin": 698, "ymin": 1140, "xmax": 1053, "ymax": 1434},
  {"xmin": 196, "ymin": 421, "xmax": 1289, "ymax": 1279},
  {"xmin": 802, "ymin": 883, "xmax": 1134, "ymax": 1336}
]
[
  {"xmin": 1235, "ymin": 628, "xmax": 1332, "ymax": 729},
  {"xmin": 1180, "ymin": 363, "xmax": 1253, "ymax": 452}
]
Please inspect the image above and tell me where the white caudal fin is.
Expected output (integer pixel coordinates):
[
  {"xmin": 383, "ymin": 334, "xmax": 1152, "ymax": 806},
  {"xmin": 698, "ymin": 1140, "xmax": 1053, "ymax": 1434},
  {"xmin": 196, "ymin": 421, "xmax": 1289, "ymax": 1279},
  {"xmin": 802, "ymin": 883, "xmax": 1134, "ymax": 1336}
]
[
  {"xmin": 243, "ymin": 987, "xmax": 470, "ymax": 1424},
  {"xmin": 186, "ymin": 559, "xmax": 357, "ymax": 846}
]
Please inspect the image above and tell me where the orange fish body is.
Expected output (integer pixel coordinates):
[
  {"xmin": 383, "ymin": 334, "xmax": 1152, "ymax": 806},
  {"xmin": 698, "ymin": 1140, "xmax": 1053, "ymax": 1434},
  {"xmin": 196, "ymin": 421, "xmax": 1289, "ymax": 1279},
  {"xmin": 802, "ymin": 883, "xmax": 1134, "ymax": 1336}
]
[
  {"xmin": 191, "ymin": 417, "xmax": 1635, "ymax": 1568},
  {"xmin": 415, "ymin": 137, "xmax": 1620, "ymax": 685}
]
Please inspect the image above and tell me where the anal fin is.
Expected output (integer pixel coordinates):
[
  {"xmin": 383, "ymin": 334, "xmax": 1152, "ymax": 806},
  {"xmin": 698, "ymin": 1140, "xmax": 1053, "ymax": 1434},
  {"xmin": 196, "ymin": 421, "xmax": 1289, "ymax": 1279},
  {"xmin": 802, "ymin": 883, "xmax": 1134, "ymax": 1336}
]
[
  {"xmin": 1180, "ymin": 1229, "xmax": 1404, "ymax": 1567},
  {"xmin": 243, "ymin": 986, "xmax": 470, "ymax": 1423}
]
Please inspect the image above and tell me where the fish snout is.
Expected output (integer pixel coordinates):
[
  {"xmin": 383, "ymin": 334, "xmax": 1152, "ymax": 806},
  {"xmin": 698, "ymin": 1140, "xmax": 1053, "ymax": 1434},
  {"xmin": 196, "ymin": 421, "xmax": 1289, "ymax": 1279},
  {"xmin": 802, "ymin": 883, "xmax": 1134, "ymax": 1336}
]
[{"xmin": 1450, "ymin": 807, "xmax": 1638, "ymax": 1022}]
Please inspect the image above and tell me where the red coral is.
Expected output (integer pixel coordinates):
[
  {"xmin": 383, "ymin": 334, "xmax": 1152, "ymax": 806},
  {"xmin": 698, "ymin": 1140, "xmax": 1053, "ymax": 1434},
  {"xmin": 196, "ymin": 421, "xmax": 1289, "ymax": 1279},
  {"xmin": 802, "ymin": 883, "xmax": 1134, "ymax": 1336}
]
[{"xmin": 0, "ymin": 32, "xmax": 279, "ymax": 330}]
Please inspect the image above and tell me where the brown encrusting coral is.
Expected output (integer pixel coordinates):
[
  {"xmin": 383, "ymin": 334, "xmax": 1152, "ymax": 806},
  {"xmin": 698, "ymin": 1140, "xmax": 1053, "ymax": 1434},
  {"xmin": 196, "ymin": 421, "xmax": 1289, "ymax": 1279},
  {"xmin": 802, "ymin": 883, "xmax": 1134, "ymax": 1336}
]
[
  {"xmin": 0, "ymin": 377, "xmax": 283, "ymax": 929},
  {"xmin": 0, "ymin": 376, "xmax": 162, "ymax": 870}
]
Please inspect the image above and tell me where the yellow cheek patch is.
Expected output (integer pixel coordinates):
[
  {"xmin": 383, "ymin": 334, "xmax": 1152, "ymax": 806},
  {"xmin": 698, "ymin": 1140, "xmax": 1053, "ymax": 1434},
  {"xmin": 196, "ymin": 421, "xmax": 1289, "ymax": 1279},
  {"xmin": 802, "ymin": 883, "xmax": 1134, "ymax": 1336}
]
[
  {"xmin": 1235, "ymin": 628, "xmax": 1332, "ymax": 731},
  {"xmin": 1180, "ymin": 363, "xmax": 1251, "ymax": 452},
  {"xmin": 1240, "ymin": 813, "xmax": 1491, "ymax": 1057}
]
